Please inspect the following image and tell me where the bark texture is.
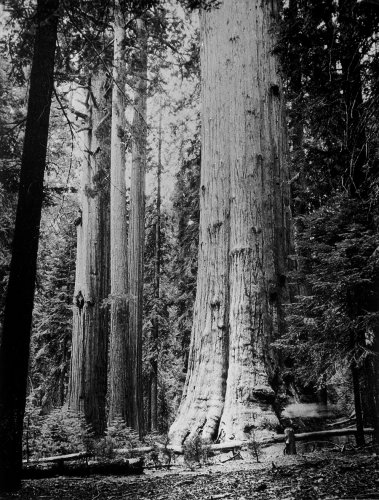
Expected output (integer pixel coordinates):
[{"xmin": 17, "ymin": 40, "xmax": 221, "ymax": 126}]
[
  {"xmin": 0, "ymin": 0, "xmax": 59, "ymax": 490},
  {"xmin": 68, "ymin": 74, "xmax": 110, "ymax": 436},
  {"xmin": 127, "ymin": 18, "xmax": 147, "ymax": 435},
  {"xmin": 169, "ymin": 0, "xmax": 290, "ymax": 445},
  {"xmin": 108, "ymin": 0, "xmax": 129, "ymax": 423}
]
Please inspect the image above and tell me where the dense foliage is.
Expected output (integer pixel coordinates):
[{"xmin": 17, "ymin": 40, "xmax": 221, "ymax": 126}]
[{"xmin": 276, "ymin": 0, "xmax": 379, "ymax": 425}]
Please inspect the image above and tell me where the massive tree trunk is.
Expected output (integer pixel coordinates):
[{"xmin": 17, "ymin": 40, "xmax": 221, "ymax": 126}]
[
  {"xmin": 68, "ymin": 74, "xmax": 110, "ymax": 436},
  {"xmin": 127, "ymin": 18, "xmax": 147, "ymax": 435},
  {"xmin": 108, "ymin": 0, "xmax": 129, "ymax": 423},
  {"xmin": 0, "ymin": 0, "xmax": 59, "ymax": 490},
  {"xmin": 169, "ymin": 0, "xmax": 290, "ymax": 445}
]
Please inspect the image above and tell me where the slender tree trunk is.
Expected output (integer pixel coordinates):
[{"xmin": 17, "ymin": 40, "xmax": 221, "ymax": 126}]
[
  {"xmin": 0, "ymin": 0, "xmax": 59, "ymax": 490},
  {"xmin": 374, "ymin": 325, "xmax": 379, "ymax": 451},
  {"xmin": 59, "ymin": 335, "xmax": 68, "ymax": 406},
  {"xmin": 150, "ymin": 112, "xmax": 162, "ymax": 432},
  {"xmin": 351, "ymin": 361, "xmax": 365, "ymax": 446},
  {"xmin": 169, "ymin": 0, "xmax": 290, "ymax": 445},
  {"xmin": 68, "ymin": 75, "xmax": 110, "ymax": 436},
  {"xmin": 338, "ymin": 0, "xmax": 367, "ymax": 195},
  {"xmin": 108, "ymin": 0, "xmax": 129, "ymax": 424},
  {"xmin": 127, "ymin": 18, "xmax": 147, "ymax": 435}
]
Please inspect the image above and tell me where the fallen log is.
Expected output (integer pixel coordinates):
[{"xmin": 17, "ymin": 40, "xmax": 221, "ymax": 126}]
[
  {"xmin": 294, "ymin": 427, "xmax": 374, "ymax": 441},
  {"xmin": 22, "ymin": 458, "xmax": 143, "ymax": 480},
  {"xmin": 23, "ymin": 451, "xmax": 91, "ymax": 465},
  {"xmin": 116, "ymin": 446, "xmax": 154, "ymax": 455},
  {"xmin": 24, "ymin": 427, "xmax": 373, "ymax": 470},
  {"xmin": 209, "ymin": 441, "xmax": 244, "ymax": 452},
  {"xmin": 261, "ymin": 427, "xmax": 374, "ymax": 446},
  {"xmin": 326, "ymin": 412, "xmax": 356, "ymax": 428}
]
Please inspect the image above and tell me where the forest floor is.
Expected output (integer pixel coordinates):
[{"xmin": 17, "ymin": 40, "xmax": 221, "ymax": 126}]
[{"xmin": 2, "ymin": 444, "xmax": 379, "ymax": 500}]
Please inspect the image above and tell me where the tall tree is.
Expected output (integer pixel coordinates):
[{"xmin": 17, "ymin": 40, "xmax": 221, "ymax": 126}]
[
  {"xmin": 108, "ymin": 0, "xmax": 129, "ymax": 423},
  {"xmin": 68, "ymin": 75, "xmax": 110, "ymax": 436},
  {"xmin": 149, "ymin": 111, "xmax": 162, "ymax": 431},
  {"xmin": 0, "ymin": 0, "xmax": 59, "ymax": 490},
  {"xmin": 169, "ymin": 0, "xmax": 290, "ymax": 445},
  {"xmin": 126, "ymin": 17, "xmax": 148, "ymax": 435}
]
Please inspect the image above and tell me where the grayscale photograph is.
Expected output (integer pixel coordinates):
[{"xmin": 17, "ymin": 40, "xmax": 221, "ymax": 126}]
[{"xmin": 0, "ymin": 0, "xmax": 378, "ymax": 498}]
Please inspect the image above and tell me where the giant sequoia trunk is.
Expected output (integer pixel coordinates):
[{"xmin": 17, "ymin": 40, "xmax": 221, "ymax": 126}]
[
  {"xmin": 126, "ymin": 18, "xmax": 147, "ymax": 435},
  {"xmin": 68, "ymin": 75, "xmax": 110, "ymax": 436},
  {"xmin": 108, "ymin": 0, "xmax": 129, "ymax": 423},
  {"xmin": 169, "ymin": 0, "xmax": 290, "ymax": 445},
  {"xmin": 0, "ymin": 0, "xmax": 59, "ymax": 490}
]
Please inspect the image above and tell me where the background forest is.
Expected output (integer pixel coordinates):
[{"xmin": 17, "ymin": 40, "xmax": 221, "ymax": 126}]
[{"xmin": 0, "ymin": 0, "xmax": 379, "ymax": 492}]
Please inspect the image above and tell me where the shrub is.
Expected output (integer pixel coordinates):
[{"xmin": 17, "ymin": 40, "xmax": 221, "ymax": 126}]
[
  {"xmin": 183, "ymin": 435, "xmax": 211, "ymax": 467},
  {"xmin": 93, "ymin": 417, "xmax": 141, "ymax": 459},
  {"xmin": 24, "ymin": 407, "xmax": 93, "ymax": 459},
  {"xmin": 246, "ymin": 429, "xmax": 262, "ymax": 463}
]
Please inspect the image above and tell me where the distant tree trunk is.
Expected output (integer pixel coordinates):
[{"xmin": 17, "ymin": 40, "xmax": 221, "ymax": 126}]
[
  {"xmin": 338, "ymin": 0, "xmax": 367, "ymax": 195},
  {"xmin": 169, "ymin": 0, "xmax": 290, "ymax": 445},
  {"xmin": 374, "ymin": 326, "xmax": 379, "ymax": 451},
  {"xmin": 0, "ymin": 0, "xmax": 59, "ymax": 490},
  {"xmin": 127, "ymin": 18, "xmax": 147, "ymax": 435},
  {"xmin": 108, "ymin": 0, "xmax": 129, "ymax": 424},
  {"xmin": 68, "ymin": 74, "xmax": 110, "ymax": 436},
  {"xmin": 150, "ymin": 112, "xmax": 162, "ymax": 432},
  {"xmin": 59, "ymin": 335, "xmax": 68, "ymax": 406},
  {"xmin": 351, "ymin": 361, "xmax": 365, "ymax": 446}
]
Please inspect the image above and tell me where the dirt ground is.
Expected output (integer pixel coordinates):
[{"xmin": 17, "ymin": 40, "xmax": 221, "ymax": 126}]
[{"xmin": 2, "ymin": 444, "xmax": 379, "ymax": 500}]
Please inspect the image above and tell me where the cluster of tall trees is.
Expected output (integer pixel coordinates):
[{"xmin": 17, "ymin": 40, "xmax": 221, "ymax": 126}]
[{"xmin": 1, "ymin": 0, "xmax": 379, "ymax": 492}]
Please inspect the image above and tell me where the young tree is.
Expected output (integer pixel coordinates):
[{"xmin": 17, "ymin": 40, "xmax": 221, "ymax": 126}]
[
  {"xmin": 169, "ymin": 0, "xmax": 290, "ymax": 445},
  {"xmin": 0, "ymin": 0, "xmax": 59, "ymax": 490}
]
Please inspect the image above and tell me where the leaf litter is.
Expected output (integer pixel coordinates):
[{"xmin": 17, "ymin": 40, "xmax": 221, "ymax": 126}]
[{"xmin": 2, "ymin": 447, "xmax": 379, "ymax": 500}]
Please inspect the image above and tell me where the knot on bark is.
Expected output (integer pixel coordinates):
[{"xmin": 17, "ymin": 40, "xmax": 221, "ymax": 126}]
[
  {"xmin": 270, "ymin": 84, "xmax": 280, "ymax": 98},
  {"xmin": 74, "ymin": 291, "xmax": 84, "ymax": 310},
  {"xmin": 74, "ymin": 209, "xmax": 82, "ymax": 227}
]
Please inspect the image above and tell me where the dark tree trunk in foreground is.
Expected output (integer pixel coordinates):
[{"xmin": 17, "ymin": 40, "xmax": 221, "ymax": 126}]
[
  {"xmin": 0, "ymin": 0, "xmax": 59, "ymax": 490},
  {"xmin": 68, "ymin": 75, "xmax": 110, "ymax": 436},
  {"xmin": 169, "ymin": 0, "xmax": 290, "ymax": 445},
  {"xmin": 127, "ymin": 18, "xmax": 147, "ymax": 436},
  {"xmin": 351, "ymin": 361, "xmax": 365, "ymax": 447}
]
